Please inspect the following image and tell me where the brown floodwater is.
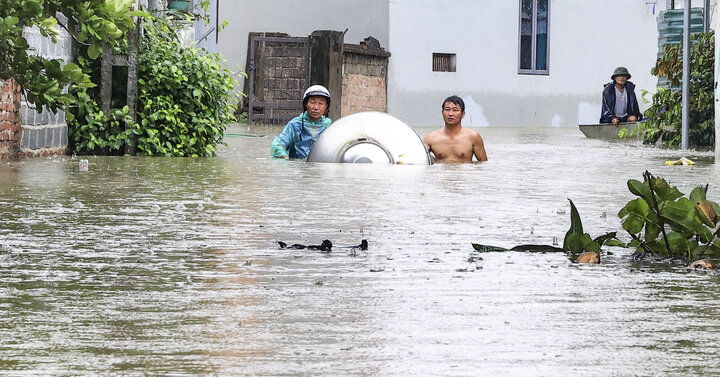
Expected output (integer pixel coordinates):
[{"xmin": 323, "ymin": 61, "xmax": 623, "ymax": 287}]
[{"xmin": 1, "ymin": 125, "xmax": 720, "ymax": 376}]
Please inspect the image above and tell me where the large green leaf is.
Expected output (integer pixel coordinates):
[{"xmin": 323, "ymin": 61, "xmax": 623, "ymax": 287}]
[
  {"xmin": 665, "ymin": 231, "xmax": 687, "ymax": 255},
  {"xmin": 579, "ymin": 233, "xmax": 601, "ymax": 253},
  {"xmin": 593, "ymin": 232, "xmax": 618, "ymax": 246},
  {"xmin": 564, "ymin": 233, "xmax": 583, "ymax": 253},
  {"xmin": 644, "ymin": 221, "xmax": 661, "ymax": 242},
  {"xmin": 689, "ymin": 186, "xmax": 707, "ymax": 202},
  {"xmin": 627, "ymin": 179, "xmax": 651, "ymax": 199},
  {"xmin": 646, "ymin": 240, "xmax": 668, "ymax": 255},
  {"xmin": 604, "ymin": 239, "xmax": 627, "ymax": 247},
  {"xmin": 87, "ymin": 42, "xmax": 102, "ymax": 59},
  {"xmin": 661, "ymin": 198, "xmax": 713, "ymax": 241},
  {"xmin": 619, "ymin": 198, "xmax": 651, "ymax": 234},
  {"xmin": 651, "ymin": 178, "xmax": 684, "ymax": 202},
  {"xmin": 563, "ymin": 199, "xmax": 584, "ymax": 250}
]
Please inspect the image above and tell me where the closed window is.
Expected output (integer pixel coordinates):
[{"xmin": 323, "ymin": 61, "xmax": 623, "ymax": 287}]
[
  {"xmin": 432, "ymin": 53, "xmax": 456, "ymax": 72},
  {"xmin": 519, "ymin": 0, "xmax": 549, "ymax": 74}
]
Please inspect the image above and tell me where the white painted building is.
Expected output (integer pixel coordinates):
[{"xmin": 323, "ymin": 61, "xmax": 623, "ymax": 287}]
[
  {"xmin": 387, "ymin": 0, "xmax": 667, "ymax": 127},
  {"xmin": 210, "ymin": 1, "xmax": 698, "ymax": 127}
]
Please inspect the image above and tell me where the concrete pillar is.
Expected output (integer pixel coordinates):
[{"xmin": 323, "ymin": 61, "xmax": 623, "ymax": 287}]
[
  {"xmin": 310, "ymin": 30, "xmax": 344, "ymax": 120},
  {"xmin": 101, "ymin": 22, "xmax": 140, "ymax": 155}
]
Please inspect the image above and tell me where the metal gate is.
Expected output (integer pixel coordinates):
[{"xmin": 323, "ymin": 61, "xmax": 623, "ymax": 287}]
[{"xmin": 247, "ymin": 35, "xmax": 311, "ymax": 125}]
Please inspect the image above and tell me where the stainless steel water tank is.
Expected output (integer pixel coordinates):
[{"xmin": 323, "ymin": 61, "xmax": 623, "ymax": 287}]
[{"xmin": 306, "ymin": 111, "xmax": 432, "ymax": 165}]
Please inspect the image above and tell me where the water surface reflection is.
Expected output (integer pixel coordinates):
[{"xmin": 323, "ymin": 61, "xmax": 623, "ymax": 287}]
[{"xmin": 1, "ymin": 126, "xmax": 719, "ymax": 376}]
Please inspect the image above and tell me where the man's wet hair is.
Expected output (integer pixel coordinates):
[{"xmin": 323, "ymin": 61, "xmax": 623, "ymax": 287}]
[{"xmin": 442, "ymin": 95, "xmax": 465, "ymax": 112}]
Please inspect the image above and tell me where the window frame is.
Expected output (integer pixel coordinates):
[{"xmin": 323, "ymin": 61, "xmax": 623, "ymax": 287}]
[
  {"xmin": 432, "ymin": 53, "xmax": 457, "ymax": 73},
  {"xmin": 517, "ymin": 0, "xmax": 550, "ymax": 75}
]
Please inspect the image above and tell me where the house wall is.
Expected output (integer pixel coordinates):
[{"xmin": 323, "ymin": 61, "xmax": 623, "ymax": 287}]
[
  {"xmin": 387, "ymin": 0, "xmax": 667, "ymax": 127},
  {"xmin": 217, "ymin": 0, "xmax": 389, "ymax": 90}
]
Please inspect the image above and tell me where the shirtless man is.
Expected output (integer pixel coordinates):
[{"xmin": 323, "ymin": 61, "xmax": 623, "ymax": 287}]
[{"xmin": 423, "ymin": 95, "xmax": 488, "ymax": 163}]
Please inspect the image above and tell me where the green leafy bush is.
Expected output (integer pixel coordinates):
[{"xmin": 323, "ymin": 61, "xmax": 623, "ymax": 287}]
[
  {"xmin": 69, "ymin": 14, "xmax": 242, "ymax": 157},
  {"xmin": 618, "ymin": 171, "xmax": 720, "ymax": 259},
  {"xmin": 632, "ymin": 32, "xmax": 715, "ymax": 148},
  {"xmin": 132, "ymin": 16, "xmax": 241, "ymax": 157}
]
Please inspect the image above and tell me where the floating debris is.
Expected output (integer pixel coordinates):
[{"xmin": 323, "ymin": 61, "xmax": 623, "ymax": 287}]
[
  {"xmin": 576, "ymin": 252, "xmax": 600, "ymax": 264},
  {"xmin": 277, "ymin": 240, "xmax": 332, "ymax": 251},
  {"xmin": 277, "ymin": 239, "xmax": 368, "ymax": 252},
  {"xmin": 689, "ymin": 259, "xmax": 714, "ymax": 270},
  {"xmin": 471, "ymin": 243, "xmax": 565, "ymax": 253},
  {"xmin": 665, "ymin": 157, "xmax": 694, "ymax": 166}
]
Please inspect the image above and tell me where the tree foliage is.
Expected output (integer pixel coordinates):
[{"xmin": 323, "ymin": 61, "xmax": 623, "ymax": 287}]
[
  {"xmin": 0, "ymin": 0, "xmax": 139, "ymax": 114},
  {"xmin": 69, "ymin": 10, "xmax": 242, "ymax": 157},
  {"xmin": 630, "ymin": 32, "xmax": 715, "ymax": 148}
]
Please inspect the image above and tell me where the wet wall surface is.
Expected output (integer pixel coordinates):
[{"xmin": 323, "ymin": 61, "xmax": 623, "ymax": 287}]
[{"xmin": 1, "ymin": 126, "xmax": 720, "ymax": 376}]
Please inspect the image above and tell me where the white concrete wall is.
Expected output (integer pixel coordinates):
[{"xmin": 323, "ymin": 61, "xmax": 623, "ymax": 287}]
[
  {"xmin": 387, "ymin": 0, "xmax": 666, "ymax": 127},
  {"xmin": 217, "ymin": 0, "xmax": 389, "ymax": 80},
  {"xmin": 714, "ymin": 0, "xmax": 719, "ymax": 158}
]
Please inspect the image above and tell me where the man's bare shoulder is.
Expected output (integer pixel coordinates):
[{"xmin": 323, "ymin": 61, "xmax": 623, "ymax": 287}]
[
  {"xmin": 460, "ymin": 127, "xmax": 482, "ymax": 137},
  {"xmin": 471, "ymin": 128, "xmax": 486, "ymax": 141},
  {"xmin": 423, "ymin": 128, "xmax": 446, "ymax": 143}
]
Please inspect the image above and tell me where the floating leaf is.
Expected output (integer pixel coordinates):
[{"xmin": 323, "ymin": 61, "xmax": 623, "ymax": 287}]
[
  {"xmin": 509, "ymin": 244, "xmax": 565, "ymax": 253},
  {"xmin": 471, "ymin": 243, "xmax": 507, "ymax": 253}
]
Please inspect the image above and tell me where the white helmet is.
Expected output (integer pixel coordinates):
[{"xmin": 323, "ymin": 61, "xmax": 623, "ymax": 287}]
[{"xmin": 303, "ymin": 85, "xmax": 331, "ymax": 109}]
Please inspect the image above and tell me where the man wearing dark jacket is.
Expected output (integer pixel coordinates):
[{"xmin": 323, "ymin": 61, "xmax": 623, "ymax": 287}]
[{"xmin": 600, "ymin": 67, "xmax": 643, "ymax": 126}]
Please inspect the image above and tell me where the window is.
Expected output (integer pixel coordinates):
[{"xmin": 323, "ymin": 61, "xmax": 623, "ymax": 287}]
[
  {"xmin": 432, "ymin": 53, "xmax": 456, "ymax": 72},
  {"xmin": 518, "ymin": 0, "xmax": 549, "ymax": 74}
]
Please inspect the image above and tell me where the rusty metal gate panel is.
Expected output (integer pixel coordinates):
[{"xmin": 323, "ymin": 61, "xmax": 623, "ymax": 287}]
[{"xmin": 247, "ymin": 35, "xmax": 310, "ymax": 125}]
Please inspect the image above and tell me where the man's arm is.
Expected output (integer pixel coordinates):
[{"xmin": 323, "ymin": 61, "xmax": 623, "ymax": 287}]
[
  {"xmin": 423, "ymin": 134, "xmax": 438, "ymax": 163},
  {"xmin": 600, "ymin": 85, "xmax": 616, "ymax": 124},
  {"xmin": 473, "ymin": 132, "xmax": 488, "ymax": 162}
]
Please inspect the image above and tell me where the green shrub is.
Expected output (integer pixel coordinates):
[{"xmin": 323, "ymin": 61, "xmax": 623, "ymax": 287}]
[
  {"xmin": 133, "ymin": 16, "xmax": 241, "ymax": 157},
  {"xmin": 631, "ymin": 32, "xmax": 714, "ymax": 148},
  {"xmin": 619, "ymin": 171, "xmax": 720, "ymax": 260},
  {"xmin": 69, "ymin": 14, "xmax": 242, "ymax": 157}
]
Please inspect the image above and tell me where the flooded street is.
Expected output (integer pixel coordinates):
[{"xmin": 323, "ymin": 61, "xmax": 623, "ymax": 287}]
[{"xmin": 2, "ymin": 125, "xmax": 720, "ymax": 376}]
